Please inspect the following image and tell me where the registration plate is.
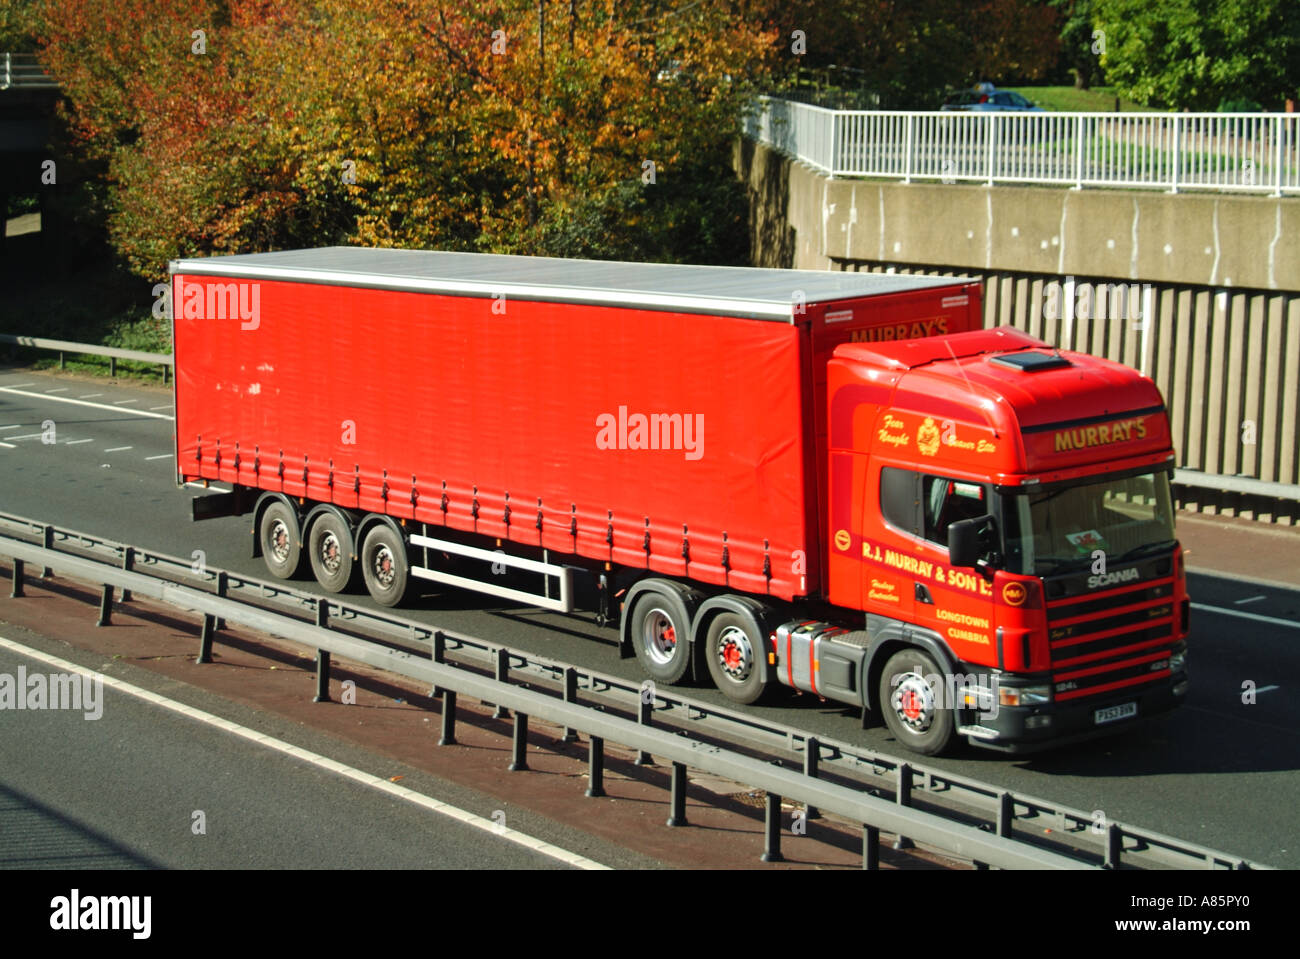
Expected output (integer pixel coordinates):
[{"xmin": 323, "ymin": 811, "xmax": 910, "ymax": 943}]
[{"xmin": 1094, "ymin": 702, "xmax": 1138, "ymax": 725}]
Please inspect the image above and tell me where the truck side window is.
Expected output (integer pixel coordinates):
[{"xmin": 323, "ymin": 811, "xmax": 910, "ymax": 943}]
[
  {"xmin": 922, "ymin": 475, "xmax": 987, "ymax": 546},
  {"xmin": 880, "ymin": 467, "xmax": 920, "ymax": 536}
]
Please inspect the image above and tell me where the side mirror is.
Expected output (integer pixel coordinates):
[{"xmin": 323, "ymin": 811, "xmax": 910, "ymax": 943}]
[{"xmin": 948, "ymin": 514, "xmax": 996, "ymax": 569}]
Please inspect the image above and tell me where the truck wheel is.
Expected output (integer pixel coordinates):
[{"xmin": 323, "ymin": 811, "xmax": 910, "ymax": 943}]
[
  {"xmin": 704, "ymin": 613, "xmax": 768, "ymax": 704},
  {"xmin": 308, "ymin": 513, "xmax": 355, "ymax": 593},
  {"xmin": 360, "ymin": 524, "xmax": 408, "ymax": 608},
  {"xmin": 630, "ymin": 591, "xmax": 692, "ymax": 685},
  {"xmin": 259, "ymin": 501, "xmax": 302, "ymax": 579},
  {"xmin": 878, "ymin": 649, "xmax": 956, "ymax": 756}
]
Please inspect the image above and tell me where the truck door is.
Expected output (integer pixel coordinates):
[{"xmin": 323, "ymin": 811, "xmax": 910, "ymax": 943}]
[{"xmin": 915, "ymin": 474, "xmax": 998, "ymax": 664}]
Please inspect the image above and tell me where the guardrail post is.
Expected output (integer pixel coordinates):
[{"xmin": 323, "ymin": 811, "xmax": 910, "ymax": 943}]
[
  {"xmin": 635, "ymin": 694, "xmax": 654, "ymax": 766},
  {"xmin": 803, "ymin": 736, "xmax": 821, "ymax": 820},
  {"xmin": 314, "ymin": 649, "xmax": 331, "ymax": 703},
  {"xmin": 313, "ymin": 602, "xmax": 332, "ymax": 701},
  {"xmin": 162, "ymin": 364, "xmax": 170, "ymax": 385},
  {"xmin": 42, "ymin": 525, "xmax": 54, "ymax": 578},
  {"xmin": 120, "ymin": 547, "xmax": 134, "ymax": 602},
  {"xmin": 667, "ymin": 762, "xmax": 689, "ymax": 827},
  {"xmin": 863, "ymin": 825, "xmax": 880, "ymax": 870},
  {"xmin": 509, "ymin": 712, "xmax": 529, "ymax": 771},
  {"xmin": 438, "ymin": 690, "xmax": 457, "ymax": 746},
  {"xmin": 488, "ymin": 647, "xmax": 510, "ymax": 719},
  {"xmin": 585, "ymin": 735, "xmax": 606, "ymax": 797},
  {"xmin": 561, "ymin": 666, "xmax": 579, "ymax": 742},
  {"xmin": 893, "ymin": 763, "xmax": 915, "ymax": 850},
  {"xmin": 197, "ymin": 615, "xmax": 216, "ymax": 663},
  {"xmin": 1104, "ymin": 822, "xmax": 1123, "ymax": 869},
  {"xmin": 110, "ymin": 356, "xmax": 116, "ymax": 377},
  {"xmin": 430, "ymin": 629, "xmax": 446, "ymax": 698},
  {"xmin": 9, "ymin": 558, "xmax": 23, "ymax": 597},
  {"xmin": 59, "ymin": 351, "xmax": 65, "ymax": 370},
  {"xmin": 214, "ymin": 570, "xmax": 228, "ymax": 631},
  {"xmin": 997, "ymin": 791, "xmax": 1014, "ymax": 837},
  {"xmin": 96, "ymin": 585, "xmax": 114, "ymax": 626},
  {"xmin": 761, "ymin": 792, "xmax": 784, "ymax": 862}
]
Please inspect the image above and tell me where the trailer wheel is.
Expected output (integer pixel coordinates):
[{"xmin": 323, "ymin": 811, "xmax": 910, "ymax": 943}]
[
  {"xmin": 878, "ymin": 649, "xmax": 956, "ymax": 756},
  {"xmin": 308, "ymin": 512, "xmax": 355, "ymax": 593},
  {"xmin": 704, "ymin": 613, "xmax": 767, "ymax": 704},
  {"xmin": 630, "ymin": 591, "xmax": 692, "ymax": 684},
  {"xmin": 360, "ymin": 524, "xmax": 408, "ymax": 608},
  {"xmin": 259, "ymin": 501, "xmax": 302, "ymax": 579}
]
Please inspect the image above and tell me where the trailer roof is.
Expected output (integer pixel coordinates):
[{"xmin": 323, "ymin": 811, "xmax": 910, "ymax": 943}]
[{"xmin": 169, "ymin": 247, "xmax": 969, "ymax": 321}]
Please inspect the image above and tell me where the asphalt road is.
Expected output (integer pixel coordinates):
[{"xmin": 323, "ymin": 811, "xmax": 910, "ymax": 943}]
[
  {"xmin": 1, "ymin": 368, "xmax": 1298, "ymax": 867},
  {"xmin": 0, "ymin": 642, "xmax": 581, "ymax": 869}
]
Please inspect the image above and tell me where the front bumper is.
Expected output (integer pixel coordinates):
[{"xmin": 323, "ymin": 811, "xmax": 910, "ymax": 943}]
[{"xmin": 957, "ymin": 672, "xmax": 1188, "ymax": 754}]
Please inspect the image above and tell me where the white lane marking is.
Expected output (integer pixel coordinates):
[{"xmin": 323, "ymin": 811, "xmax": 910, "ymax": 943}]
[
  {"xmin": 112, "ymin": 399, "xmax": 138, "ymax": 406},
  {"xmin": 45, "ymin": 388, "xmax": 68, "ymax": 394},
  {"xmin": 2, "ymin": 382, "xmax": 35, "ymax": 388},
  {"xmin": 1192, "ymin": 603, "xmax": 1300, "ymax": 630},
  {"xmin": 0, "ymin": 425, "xmax": 21, "ymax": 431},
  {"xmin": 0, "ymin": 441, "xmax": 14, "ymax": 449},
  {"xmin": 149, "ymin": 405, "xmax": 173, "ymax": 411},
  {"xmin": 5, "ymin": 432, "xmax": 46, "ymax": 441},
  {"xmin": 65, "ymin": 439, "xmax": 93, "ymax": 446},
  {"xmin": 0, "ymin": 636, "xmax": 609, "ymax": 871},
  {"xmin": 1256, "ymin": 685, "xmax": 1279, "ymax": 694},
  {"xmin": 103, "ymin": 446, "xmax": 133, "ymax": 453},
  {"xmin": 0, "ymin": 387, "xmax": 173, "ymax": 421},
  {"xmin": 145, "ymin": 453, "xmax": 172, "ymax": 461},
  {"xmin": 185, "ymin": 481, "xmax": 232, "ymax": 493},
  {"xmin": 1234, "ymin": 595, "xmax": 1267, "ymax": 605},
  {"xmin": 79, "ymin": 393, "xmax": 103, "ymax": 399}
]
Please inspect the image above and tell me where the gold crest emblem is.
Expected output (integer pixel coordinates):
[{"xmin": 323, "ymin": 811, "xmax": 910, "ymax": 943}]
[{"xmin": 917, "ymin": 417, "xmax": 940, "ymax": 457}]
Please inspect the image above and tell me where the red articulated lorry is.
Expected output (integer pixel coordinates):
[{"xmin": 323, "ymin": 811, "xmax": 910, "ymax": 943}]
[{"xmin": 170, "ymin": 248, "xmax": 1189, "ymax": 754}]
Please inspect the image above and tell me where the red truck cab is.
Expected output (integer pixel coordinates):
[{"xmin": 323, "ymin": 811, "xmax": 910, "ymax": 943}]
[{"xmin": 816, "ymin": 327, "xmax": 1189, "ymax": 752}]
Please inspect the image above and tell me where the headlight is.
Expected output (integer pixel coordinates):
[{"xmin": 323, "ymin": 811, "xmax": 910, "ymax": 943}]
[
  {"xmin": 1170, "ymin": 647, "xmax": 1187, "ymax": 673},
  {"xmin": 998, "ymin": 684, "xmax": 1051, "ymax": 707}
]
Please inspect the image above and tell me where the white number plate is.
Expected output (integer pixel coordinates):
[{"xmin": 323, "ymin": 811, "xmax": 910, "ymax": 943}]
[{"xmin": 1095, "ymin": 702, "xmax": 1138, "ymax": 725}]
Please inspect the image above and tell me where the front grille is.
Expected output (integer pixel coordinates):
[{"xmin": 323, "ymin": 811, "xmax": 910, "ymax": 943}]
[{"xmin": 1045, "ymin": 568, "xmax": 1175, "ymax": 703}]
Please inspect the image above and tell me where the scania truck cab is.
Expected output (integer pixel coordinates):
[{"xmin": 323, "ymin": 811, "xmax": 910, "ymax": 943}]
[{"xmin": 816, "ymin": 327, "xmax": 1189, "ymax": 753}]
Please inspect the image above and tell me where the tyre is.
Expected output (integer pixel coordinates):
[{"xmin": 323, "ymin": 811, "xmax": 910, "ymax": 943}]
[
  {"xmin": 259, "ymin": 501, "xmax": 302, "ymax": 579},
  {"xmin": 359, "ymin": 523, "xmax": 409, "ymax": 608},
  {"xmin": 704, "ymin": 613, "xmax": 768, "ymax": 704},
  {"xmin": 307, "ymin": 511, "xmax": 355, "ymax": 593},
  {"xmin": 878, "ymin": 648, "xmax": 956, "ymax": 756},
  {"xmin": 629, "ymin": 590, "xmax": 692, "ymax": 684}
]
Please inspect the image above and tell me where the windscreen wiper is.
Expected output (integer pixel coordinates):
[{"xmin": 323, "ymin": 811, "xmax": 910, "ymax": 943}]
[{"xmin": 1114, "ymin": 540, "xmax": 1177, "ymax": 563}]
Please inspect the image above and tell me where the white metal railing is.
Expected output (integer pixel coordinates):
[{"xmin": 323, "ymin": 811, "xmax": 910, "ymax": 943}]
[
  {"xmin": 746, "ymin": 97, "xmax": 1300, "ymax": 196},
  {"xmin": 0, "ymin": 53, "xmax": 58, "ymax": 90}
]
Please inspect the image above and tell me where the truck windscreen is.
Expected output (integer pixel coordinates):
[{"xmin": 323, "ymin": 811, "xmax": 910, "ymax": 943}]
[{"xmin": 1000, "ymin": 470, "xmax": 1176, "ymax": 576}]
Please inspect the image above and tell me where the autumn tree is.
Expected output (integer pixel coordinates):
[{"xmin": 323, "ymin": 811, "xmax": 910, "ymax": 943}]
[{"xmin": 35, "ymin": 0, "xmax": 777, "ymax": 278}]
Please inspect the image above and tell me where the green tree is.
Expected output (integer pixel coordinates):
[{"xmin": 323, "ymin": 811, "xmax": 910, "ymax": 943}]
[
  {"xmin": 758, "ymin": 0, "xmax": 1059, "ymax": 108},
  {"xmin": 1095, "ymin": 0, "xmax": 1300, "ymax": 110},
  {"xmin": 1047, "ymin": 0, "xmax": 1102, "ymax": 89}
]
